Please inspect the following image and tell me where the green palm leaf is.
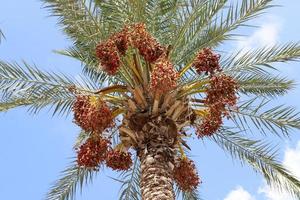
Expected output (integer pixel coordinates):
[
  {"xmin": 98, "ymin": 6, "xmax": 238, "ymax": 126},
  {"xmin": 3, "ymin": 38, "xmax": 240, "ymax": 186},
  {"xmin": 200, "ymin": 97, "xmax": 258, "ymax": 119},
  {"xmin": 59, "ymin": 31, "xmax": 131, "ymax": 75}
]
[
  {"xmin": 118, "ymin": 156, "xmax": 141, "ymax": 200},
  {"xmin": 144, "ymin": 0, "xmax": 179, "ymax": 43},
  {"xmin": 175, "ymin": 186, "xmax": 202, "ymax": 200},
  {"xmin": 0, "ymin": 98, "xmax": 33, "ymax": 112},
  {"xmin": 229, "ymin": 98, "xmax": 300, "ymax": 137},
  {"xmin": 176, "ymin": 0, "xmax": 275, "ymax": 66},
  {"xmin": 212, "ymin": 129, "xmax": 300, "ymax": 199},
  {"xmin": 171, "ymin": 0, "xmax": 227, "ymax": 62},
  {"xmin": 43, "ymin": 0, "xmax": 110, "ymax": 82},
  {"xmin": 54, "ymin": 47, "xmax": 108, "ymax": 83},
  {"xmin": 46, "ymin": 161, "xmax": 96, "ymax": 200},
  {"xmin": 0, "ymin": 61, "xmax": 97, "ymax": 115},
  {"xmin": 0, "ymin": 29, "xmax": 4, "ymax": 43},
  {"xmin": 43, "ymin": 0, "xmax": 104, "ymax": 44},
  {"xmin": 223, "ymin": 43, "xmax": 300, "ymax": 76},
  {"xmin": 237, "ymin": 73, "xmax": 295, "ymax": 97},
  {"xmin": 181, "ymin": 190, "xmax": 202, "ymax": 200}
]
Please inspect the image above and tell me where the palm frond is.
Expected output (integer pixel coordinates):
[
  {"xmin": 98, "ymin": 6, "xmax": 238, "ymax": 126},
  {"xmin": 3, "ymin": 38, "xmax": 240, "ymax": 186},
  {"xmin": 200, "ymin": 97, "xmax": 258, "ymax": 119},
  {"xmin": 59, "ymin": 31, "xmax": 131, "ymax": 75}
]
[
  {"xmin": 212, "ymin": 129, "xmax": 300, "ymax": 199},
  {"xmin": 0, "ymin": 98, "xmax": 33, "ymax": 112},
  {"xmin": 43, "ymin": 0, "xmax": 110, "ymax": 82},
  {"xmin": 144, "ymin": 0, "xmax": 180, "ymax": 44},
  {"xmin": 54, "ymin": 47, "xmax": 107, "ymax": 83},
  {"xmin": 0, "ymin": 28, "xmax": 5, "ymax": 43},
  {"xmin": 46, "ymin": 161, "xmax": 96, "ymax": 200},
  {"xmin": 74, "ymin": 131, "xmax": 90, "ymax": 149},
  {"xmin": 29, "ymin": 95, "xmax": 75, "ymax": 116},
  {"xmin": 0, "ymin": 61, "xmax": 72, "ymax": 98},
  {"xmin": 171, "ymin": 0, "xmax": 227, "ymax": 62},
  {"xmin": 118, "ymin": 156, "xmax": 141, "ymax": 200},
  {"xmin": 0, "ymin": 61, "xmax": 96, "ymax": 115},
  {"xmin": 43, "ymin": 0, "xmax": 103, "ymax": 45},
  {"xmin": 177, "ymin": 0, "xmax": 274, "ymax": 66},
  {"xmin": 0, "ymin": 95, "xmax": 74, "ymax": 116},
  {"xmin": 223, "ymin": 43, "xmax": 300, "ymax": 76},
  {"xmin": 97, "ymin": 0, "xmax": 181, "ymax": 46},
  {"xmin": 175, "ymin": 183, "xmax": 201, "ymax": 200},
  {"xmin": 180, "ymin": 188, "xmax": 202, "ymax": 200},
  {"xmin": 237, "ymin": 73, "xmax": 295, "ymax": 97},
  {"xmin": 230, "ymin": 98, "xmax": 300, "ymax": 138},
  {"xmin": 206, "ymin": 0, "xmax": 274, "ymax": 46},
  {"xmin": 96, "ymin": 0, "xmax": 131, "ymax": 33}
]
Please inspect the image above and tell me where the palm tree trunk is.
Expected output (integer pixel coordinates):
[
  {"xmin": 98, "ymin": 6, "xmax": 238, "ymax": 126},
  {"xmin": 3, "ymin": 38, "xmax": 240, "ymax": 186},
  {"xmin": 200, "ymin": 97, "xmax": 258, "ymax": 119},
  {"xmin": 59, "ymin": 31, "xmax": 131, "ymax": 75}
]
[{"xmin": 139, "ymin": 147, "xmax": 175, "ymax": 200}]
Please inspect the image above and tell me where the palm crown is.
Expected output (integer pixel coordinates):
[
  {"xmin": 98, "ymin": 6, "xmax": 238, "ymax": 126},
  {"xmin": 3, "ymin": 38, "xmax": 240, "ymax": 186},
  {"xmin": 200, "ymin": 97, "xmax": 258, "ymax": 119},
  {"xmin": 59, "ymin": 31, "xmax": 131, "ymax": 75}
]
[{"xmin": 1, "ymin": 0, "xmax": 300, "ymax": 200}]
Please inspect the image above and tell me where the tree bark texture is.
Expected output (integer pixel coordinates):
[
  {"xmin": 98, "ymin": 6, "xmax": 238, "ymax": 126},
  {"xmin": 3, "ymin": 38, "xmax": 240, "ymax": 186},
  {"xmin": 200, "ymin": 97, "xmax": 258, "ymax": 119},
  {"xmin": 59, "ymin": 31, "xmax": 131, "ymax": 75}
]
[
  {"xmin": 125, "ymin": 111, "xmax": 180, "ymax": 200},
  {"xmin": 140, "ymin": 149, "xmax": 175, "ymax": 200}
]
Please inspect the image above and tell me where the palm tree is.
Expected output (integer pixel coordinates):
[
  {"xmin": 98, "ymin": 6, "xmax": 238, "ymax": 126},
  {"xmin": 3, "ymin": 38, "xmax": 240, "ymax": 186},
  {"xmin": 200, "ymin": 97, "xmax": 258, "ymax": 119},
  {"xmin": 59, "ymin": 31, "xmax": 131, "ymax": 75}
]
[{"xmin": 1, "ymin": 0, "xmax": 300, "ymax": 199}]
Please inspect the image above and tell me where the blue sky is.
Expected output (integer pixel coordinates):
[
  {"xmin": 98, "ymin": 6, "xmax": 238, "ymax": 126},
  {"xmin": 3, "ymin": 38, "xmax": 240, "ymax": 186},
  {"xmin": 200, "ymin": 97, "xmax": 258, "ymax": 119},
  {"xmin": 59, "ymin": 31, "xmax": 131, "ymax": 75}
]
[{"xmin": 0, "ymin": 1, "xmax": 300, "ymax": 200}]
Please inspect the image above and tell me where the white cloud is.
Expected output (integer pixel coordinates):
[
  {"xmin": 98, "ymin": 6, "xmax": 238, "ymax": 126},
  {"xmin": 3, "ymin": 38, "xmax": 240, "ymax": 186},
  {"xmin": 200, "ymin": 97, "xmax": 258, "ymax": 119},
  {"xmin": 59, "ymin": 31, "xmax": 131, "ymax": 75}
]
[
  {"xmin": 259, "ymin": 141, "xmax": 300, "ymax": 200},
  {"xmin": 258, "ymin": 185, "xmax": 293, "ymax": 200},
  {"xmin": 236, "ymin": 16, "xmax": 282, "ymax": 54},
  {"xmin": 224, "ymin": 186, "xmax": 256, "ymax": 200},
  {"xmin": 284, "ymin": 141, "xmax": 300, "ymax": 178}
]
